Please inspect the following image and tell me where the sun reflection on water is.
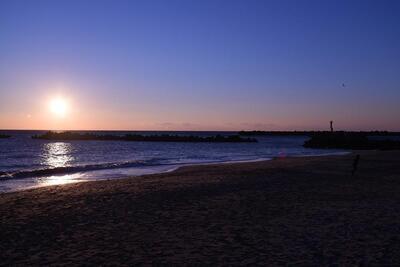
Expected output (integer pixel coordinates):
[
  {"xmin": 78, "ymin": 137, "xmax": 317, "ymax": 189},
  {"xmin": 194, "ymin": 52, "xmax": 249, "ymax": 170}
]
[
  {"xmin": 42, "ymin": 142, "xmax": 73, "ymax": 168},
  {"xmin": 38, "ymin": 173, "xmax": 86, "ymax": 187},
  {"xmin": 39, "ymin": 142, "xmax": 79, "ymax": 186}
]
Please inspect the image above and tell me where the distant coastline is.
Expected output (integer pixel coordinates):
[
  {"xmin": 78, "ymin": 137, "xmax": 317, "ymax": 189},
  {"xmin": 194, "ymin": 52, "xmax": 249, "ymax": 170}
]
[
  {"xmin": 303, "ymin": 132, "xmax": 400, "ymax": 150},
  {"xmin": 32, "ymin": 131, "xmax": 257, "ymax": 143},
  {"xmin": 238, "ymin": 130, "xmax": 400, "ymax": 136}
]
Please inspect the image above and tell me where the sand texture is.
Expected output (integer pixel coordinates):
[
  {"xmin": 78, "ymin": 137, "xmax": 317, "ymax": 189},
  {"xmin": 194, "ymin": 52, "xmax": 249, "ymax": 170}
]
[{"xmin": 1, "ymin": 151, "xmax": 400, "ymax": 265}]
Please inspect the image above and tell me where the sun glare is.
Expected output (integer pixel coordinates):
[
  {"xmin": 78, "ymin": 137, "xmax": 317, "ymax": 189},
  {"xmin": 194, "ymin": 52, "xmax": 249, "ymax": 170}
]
[{"xmin": 49, "ymin": 98, "xmax": 68, "ymax": 117}]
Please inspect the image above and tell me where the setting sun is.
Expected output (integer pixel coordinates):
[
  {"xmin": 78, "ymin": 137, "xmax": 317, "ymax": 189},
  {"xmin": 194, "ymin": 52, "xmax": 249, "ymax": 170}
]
[{"xmin": 49, "ymin": 98, "xmax": 68, "ymax": 117}]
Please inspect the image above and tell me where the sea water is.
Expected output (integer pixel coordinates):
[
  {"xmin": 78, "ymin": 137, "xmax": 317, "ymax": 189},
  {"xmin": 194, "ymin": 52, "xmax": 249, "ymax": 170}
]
[{"xmin": 0, "ymin": 131, "xmax": 347, "ymax": 192}]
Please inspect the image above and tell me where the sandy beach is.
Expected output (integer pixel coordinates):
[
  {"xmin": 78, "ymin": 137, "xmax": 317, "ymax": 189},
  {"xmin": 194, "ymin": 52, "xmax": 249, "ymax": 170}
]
[{"xmin": 1, "ymin": 151, "xmax": 400, "ymax": 265}]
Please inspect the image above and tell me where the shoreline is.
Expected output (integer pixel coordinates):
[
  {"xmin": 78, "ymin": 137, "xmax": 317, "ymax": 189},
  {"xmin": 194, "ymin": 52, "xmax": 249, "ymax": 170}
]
[
  {"xmin": 2, "ymin": 150, "xmax": 400, "ymax": 265},
  {"xmin": 0, "ymin": 151, "xmax": 349, "ymax": 194}
]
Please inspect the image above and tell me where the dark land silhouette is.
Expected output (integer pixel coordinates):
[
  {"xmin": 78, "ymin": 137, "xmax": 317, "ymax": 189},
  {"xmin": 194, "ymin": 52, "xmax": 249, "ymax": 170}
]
[
  {"xmin": 303, "ymin": 132, "xmax": 400, "ymax": 150},
  {"xmin": 32, "ymin": 131, "xmax": 257, "ymax": 143},
  {"xmin": 238, "ymin": 130, "xmax": 400, "ymax": 137},
  {"xmin": 238, "ymin": 130, "xmax": 400, "ymax": 150}
]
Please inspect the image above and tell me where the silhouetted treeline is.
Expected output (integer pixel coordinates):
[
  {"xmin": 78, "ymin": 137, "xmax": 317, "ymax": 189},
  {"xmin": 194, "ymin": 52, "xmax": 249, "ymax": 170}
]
[
  {"xmin": 0, "ymin": 134, "xmax": 11, "ymax": 139},
  {"xmin": 239, "ymin": 130, "xmax": 400, "ymax": 136},
  {"xmin": 32, "ymin": 131, "xmax": 257, "ymax": 143},
  {"xmin": 303, "ymin": 132, "xmax": 400, "ymax": 150}
]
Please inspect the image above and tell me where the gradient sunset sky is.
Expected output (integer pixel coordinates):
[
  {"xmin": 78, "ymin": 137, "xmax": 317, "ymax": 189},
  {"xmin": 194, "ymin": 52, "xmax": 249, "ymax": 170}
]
[{"xmin": 1, "ymin": 0, "xmax": 399, "ymax": 131}]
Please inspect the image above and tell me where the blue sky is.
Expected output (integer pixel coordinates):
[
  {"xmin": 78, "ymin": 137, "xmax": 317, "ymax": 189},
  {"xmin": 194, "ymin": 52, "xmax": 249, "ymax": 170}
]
[{"xmin": 1, "ymin": 0, "xmax": 399, "ymax": 130}]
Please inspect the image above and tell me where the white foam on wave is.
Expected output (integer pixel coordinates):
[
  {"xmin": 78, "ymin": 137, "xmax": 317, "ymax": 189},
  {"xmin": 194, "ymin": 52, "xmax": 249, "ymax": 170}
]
[{"xmin": 0, "ymin": 151, "xmax": 351, "ymax": 193}]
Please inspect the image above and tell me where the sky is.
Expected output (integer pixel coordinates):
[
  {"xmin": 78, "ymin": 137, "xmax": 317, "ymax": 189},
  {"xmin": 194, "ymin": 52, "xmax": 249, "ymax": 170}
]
[{"xmin": 1, "ymin": 0, "xmax": 399, "ymax": 131}]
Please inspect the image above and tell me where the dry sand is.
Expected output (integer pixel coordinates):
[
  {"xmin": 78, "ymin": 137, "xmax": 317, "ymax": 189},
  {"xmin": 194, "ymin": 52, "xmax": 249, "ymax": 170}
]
[{"xmin": 1, "ymin": 151, "xmax": 400, "ymax": 265}]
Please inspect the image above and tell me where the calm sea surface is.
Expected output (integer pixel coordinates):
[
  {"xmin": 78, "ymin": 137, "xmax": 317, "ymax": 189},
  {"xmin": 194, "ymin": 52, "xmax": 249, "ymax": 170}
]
[{"xmin": 0, "ymin": 131, "xmax": 347, "ymax": 192}]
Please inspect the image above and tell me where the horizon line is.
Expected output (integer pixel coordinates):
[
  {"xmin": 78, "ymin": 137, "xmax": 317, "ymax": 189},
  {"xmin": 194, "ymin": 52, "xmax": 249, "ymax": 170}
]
[{"xmin": 1, "ymin": 128, "xmax": 398, "ymax": 132}]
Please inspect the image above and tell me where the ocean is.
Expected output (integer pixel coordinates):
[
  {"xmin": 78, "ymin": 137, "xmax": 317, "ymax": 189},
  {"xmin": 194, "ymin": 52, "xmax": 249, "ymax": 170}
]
[{"xmin": 0, "ymin": 131, "xmax": 347, "ymax": 192}]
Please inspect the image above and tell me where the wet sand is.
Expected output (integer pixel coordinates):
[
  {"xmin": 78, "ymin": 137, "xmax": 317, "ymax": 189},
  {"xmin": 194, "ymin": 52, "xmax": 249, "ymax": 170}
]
[{"xmin": 1, "ymin": 151, "xmax": 400, "ymax": 265}]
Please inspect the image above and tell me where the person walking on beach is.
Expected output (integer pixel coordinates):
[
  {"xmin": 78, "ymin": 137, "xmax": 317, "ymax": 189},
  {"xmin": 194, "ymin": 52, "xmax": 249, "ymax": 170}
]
[{"xmin": 352, "ymin": 154, "xmax": 360, "ymax": 176}]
